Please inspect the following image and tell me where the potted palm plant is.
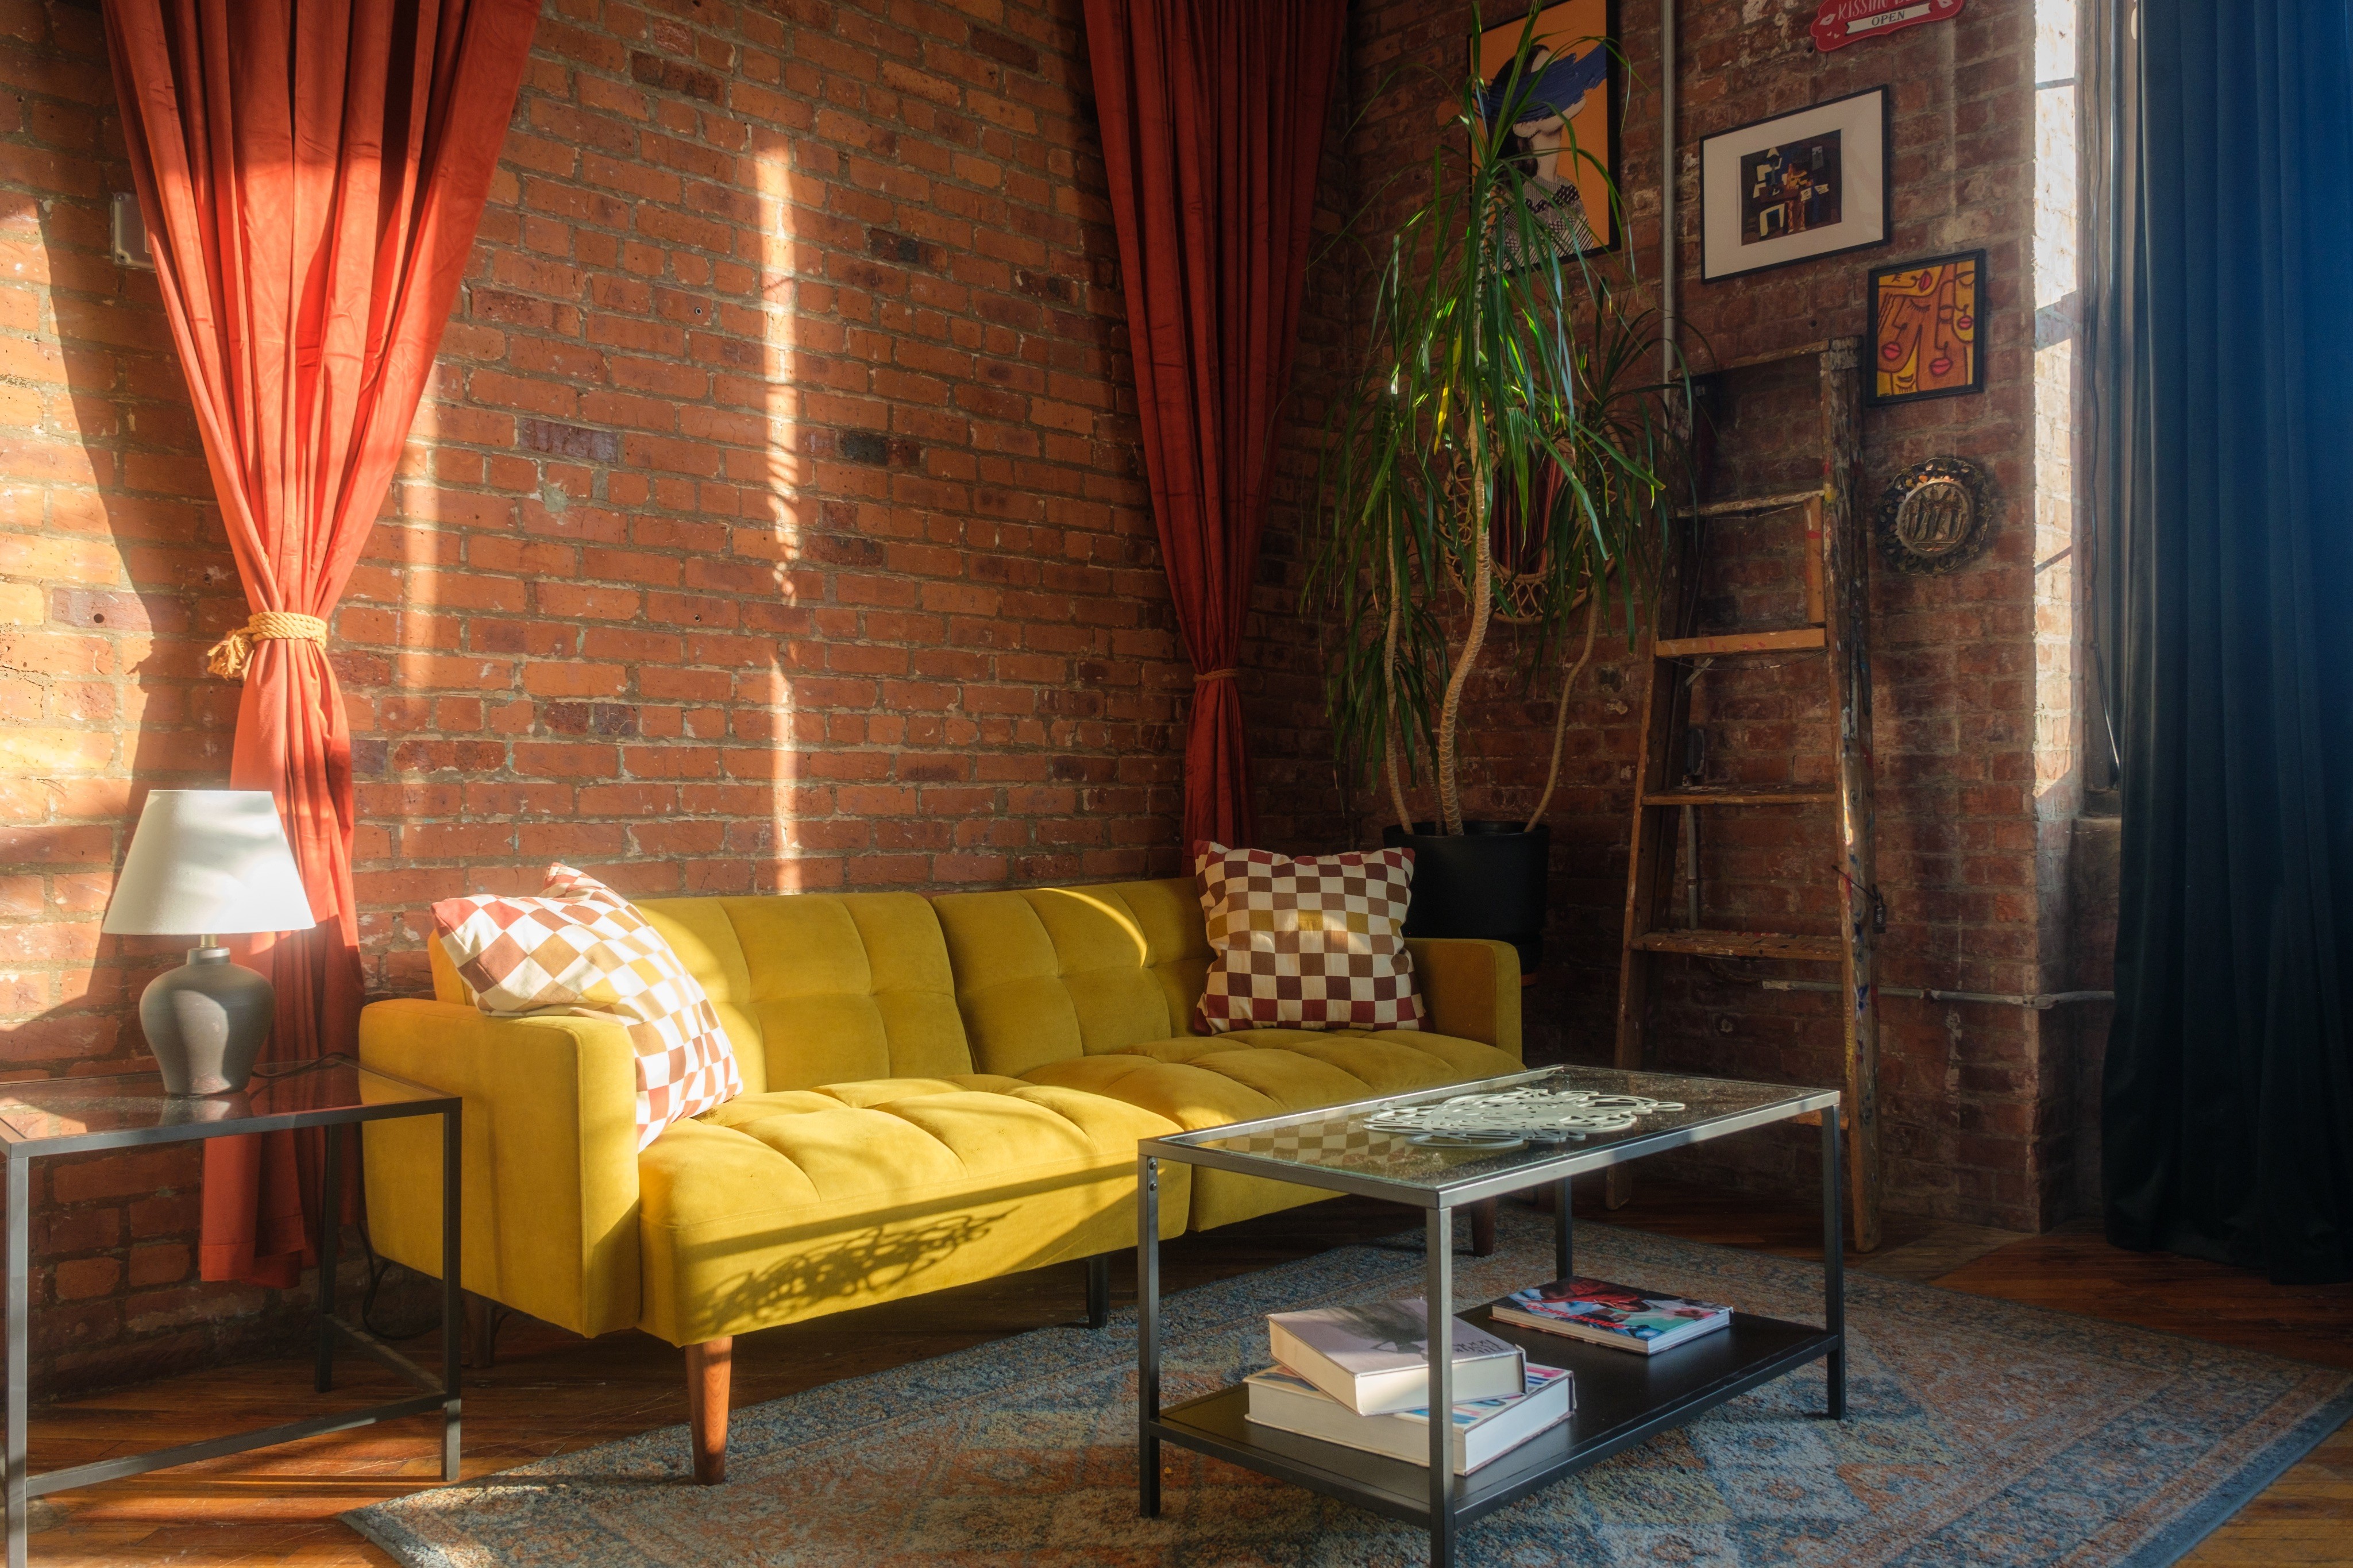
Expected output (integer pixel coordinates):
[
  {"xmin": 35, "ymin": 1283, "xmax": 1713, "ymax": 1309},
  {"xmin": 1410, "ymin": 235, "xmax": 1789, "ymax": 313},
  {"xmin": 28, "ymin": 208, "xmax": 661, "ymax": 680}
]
[{"xmin": 1309, "ymin": 14, "xmax": 1689, "ymax": 974}]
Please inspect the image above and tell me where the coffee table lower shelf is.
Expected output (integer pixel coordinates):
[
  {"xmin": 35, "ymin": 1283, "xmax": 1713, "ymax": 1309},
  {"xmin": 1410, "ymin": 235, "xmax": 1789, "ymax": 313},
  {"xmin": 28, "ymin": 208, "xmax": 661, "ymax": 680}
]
[{"xmin": 1148, "ymin": 1305, "xmax": 1839, "ymax": 1532}]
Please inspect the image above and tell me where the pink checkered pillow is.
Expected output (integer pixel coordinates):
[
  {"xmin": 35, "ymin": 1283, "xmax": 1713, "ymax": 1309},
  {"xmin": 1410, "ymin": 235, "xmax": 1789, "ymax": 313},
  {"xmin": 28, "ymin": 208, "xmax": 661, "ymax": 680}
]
[
  {"xmin": 431, "ymin": 866, "xmax": 743, "ymax": 1149},
  {"xmin": 1192, "ymin": 842, "xmax": 1425, "ymax": 1033}
]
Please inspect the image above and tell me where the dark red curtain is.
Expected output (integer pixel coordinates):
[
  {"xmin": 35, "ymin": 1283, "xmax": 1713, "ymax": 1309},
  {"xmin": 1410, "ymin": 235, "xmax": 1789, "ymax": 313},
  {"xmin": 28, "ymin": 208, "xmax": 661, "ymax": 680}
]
[
  {"xmin": 102, "ymin": 0, "xmax": 538, "ymax": 1287},
  {"xmin": 1081, "ymin": 0, "xmax": 1347, "ymax": 849}
]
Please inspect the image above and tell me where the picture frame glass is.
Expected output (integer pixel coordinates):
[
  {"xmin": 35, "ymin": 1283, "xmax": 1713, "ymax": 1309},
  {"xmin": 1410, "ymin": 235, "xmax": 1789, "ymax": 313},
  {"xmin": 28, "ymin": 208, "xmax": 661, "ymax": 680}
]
[
  {"xmin": 1475, "ymin": 0, "xmax": 1617, "ymax": 260},
  {"xmin": 1700, "ymin": 88, "xmax": 1887, "ymax": 280}
]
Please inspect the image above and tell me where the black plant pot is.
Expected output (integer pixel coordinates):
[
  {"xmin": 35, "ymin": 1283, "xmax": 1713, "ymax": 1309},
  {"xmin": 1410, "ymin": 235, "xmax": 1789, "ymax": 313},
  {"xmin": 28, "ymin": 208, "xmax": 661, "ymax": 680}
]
[{"xmin": 1380, "ymin": 820, "xmax": 1551, "ymax": 978}]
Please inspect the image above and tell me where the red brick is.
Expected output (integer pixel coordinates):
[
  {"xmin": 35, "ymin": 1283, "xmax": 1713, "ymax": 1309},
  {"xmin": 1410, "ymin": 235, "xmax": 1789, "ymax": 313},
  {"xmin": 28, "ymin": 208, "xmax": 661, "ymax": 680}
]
[
  {"xmin": 0, "ymin": 0, "xmax": 2063, "ymax": 1397},
  {"xmin": 53, "ymin": 1256, "xmax": 122, "ymax": 1300}
]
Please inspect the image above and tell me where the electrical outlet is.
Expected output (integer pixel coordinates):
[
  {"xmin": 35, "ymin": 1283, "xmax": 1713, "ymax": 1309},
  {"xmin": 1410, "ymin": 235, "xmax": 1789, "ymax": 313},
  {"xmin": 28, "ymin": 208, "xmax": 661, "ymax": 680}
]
[{"xmin": 110, "ymin": 193, "xmax": 154, "ymax": 270}]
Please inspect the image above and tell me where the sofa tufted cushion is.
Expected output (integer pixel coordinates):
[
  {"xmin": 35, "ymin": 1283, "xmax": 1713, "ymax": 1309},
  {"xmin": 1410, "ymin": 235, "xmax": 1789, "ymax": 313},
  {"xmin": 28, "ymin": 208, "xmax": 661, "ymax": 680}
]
[
  {"xmin": 1118, "ymin": 1028, "xmax": 1525, "ymax": 1085},
  {"xmin": 634, "ymin": 1077, "xmax": 1190, "ymax": 1345},
  {"xmin": 932, "ymin": 879, "xmax": 1210, "ymax": 1076},
  {"xmin": 707, "ymin": 894, "xmax": 974, "ymax": 1089},
  {"xmin": 441, "ymin": 891, "xmax": 979, "ymax": 1097},
  {"xmin": 1017, "ymin": 1028, "xmax": 1523, "ymax": 1230}
]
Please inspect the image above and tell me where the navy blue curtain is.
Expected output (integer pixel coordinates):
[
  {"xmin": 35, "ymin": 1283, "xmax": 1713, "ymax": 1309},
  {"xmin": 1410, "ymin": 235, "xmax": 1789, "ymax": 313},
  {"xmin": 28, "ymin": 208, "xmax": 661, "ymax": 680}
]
[{"xmin": 2100, "ymin": 0, "xmax": 2353, "ymax": 1284}]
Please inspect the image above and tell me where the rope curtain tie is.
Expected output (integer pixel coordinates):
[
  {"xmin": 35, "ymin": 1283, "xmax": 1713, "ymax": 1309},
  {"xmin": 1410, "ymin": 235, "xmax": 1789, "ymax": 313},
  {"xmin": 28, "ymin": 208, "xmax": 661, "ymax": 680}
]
[
  {"xmin": 1193, "ymin": 667, "xmax": 1239, "ymax": 684},
  {"xmin": 205, "ymin": 611, "xmax": 329, "ymax": 681}
]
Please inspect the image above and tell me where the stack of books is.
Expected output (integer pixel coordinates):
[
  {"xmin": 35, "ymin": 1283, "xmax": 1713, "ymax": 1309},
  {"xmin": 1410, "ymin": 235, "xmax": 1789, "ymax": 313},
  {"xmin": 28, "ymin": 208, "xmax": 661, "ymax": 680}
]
[
  {"xmin": 1243, "ymin": 1299, "xmax": 1574, "ymax": 1474},
  {"xmin": 1490, "ymin": 1277, "xmax": 1733, "ymax": 1354}
]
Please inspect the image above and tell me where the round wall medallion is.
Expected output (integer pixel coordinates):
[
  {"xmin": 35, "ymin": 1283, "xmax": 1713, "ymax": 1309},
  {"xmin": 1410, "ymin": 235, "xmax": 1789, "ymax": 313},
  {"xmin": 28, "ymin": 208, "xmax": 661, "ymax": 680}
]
[{"xmin": 1876, "ymin": 456, "xmax": 1996, "ymax": 575}]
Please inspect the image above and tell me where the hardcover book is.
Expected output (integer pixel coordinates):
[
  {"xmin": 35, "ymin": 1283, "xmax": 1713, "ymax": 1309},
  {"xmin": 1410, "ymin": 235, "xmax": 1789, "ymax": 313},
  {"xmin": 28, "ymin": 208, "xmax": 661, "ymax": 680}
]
[
  {"xmin": 1489, "ymin": 1278, "xmax": 1733, "ymax": 1355},
  {"xmin": 1244, "ymin": 1364, "xmax": 1574, "ymax": 1473},
  {"xmin": 1267, "ymin": 1299, "xmax": 1525, "ymax": 1414}
]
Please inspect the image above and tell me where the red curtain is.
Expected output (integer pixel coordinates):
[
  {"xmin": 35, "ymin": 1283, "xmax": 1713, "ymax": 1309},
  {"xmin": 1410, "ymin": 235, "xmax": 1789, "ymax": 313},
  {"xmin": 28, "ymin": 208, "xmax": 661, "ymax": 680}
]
[
  {"xmin": 1081, "ymin": 0, "xmax": 1347, "ymax": 850},
  {"xmin": 102, "ymin": 0, "xmax": 538, "ymax": 1287}
]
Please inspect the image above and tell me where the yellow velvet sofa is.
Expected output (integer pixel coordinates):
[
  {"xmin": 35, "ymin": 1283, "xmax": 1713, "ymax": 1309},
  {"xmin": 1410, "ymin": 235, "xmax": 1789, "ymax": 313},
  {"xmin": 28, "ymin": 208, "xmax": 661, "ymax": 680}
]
[{"xmin": 358, "ymin": 875, "xmax": 1521, "ymax": 1481}]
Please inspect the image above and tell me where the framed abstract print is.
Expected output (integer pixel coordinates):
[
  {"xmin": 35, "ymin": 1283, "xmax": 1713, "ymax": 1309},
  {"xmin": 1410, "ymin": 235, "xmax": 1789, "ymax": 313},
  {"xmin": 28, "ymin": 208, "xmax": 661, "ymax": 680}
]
[
  {"xmin": 1474, "ymin": 0, "xmax": 1620, "ymax": 261},
  {"xmin": 1699, "ymin": 87, "xmax": 1889, "ymax": 281},
  {"xmin": 1866, "ymin": 250, "xmax": 1986, "ymax": 404}
]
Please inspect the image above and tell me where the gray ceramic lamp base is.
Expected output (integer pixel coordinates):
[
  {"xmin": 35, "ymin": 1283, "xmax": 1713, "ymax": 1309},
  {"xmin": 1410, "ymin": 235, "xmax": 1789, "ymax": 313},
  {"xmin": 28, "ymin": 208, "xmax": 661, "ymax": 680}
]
[{"xmin": 139, "ymin": 947, "xmax": 273, "ymax": 1096}]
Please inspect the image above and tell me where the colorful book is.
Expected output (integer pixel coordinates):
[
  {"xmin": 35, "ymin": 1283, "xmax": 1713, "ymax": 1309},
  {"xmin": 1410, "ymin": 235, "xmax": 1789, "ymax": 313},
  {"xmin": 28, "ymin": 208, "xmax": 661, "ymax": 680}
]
[
  {"xmin": 1488, "ymin": 1277, "xmax": 1733, "ymax": 1354},
  {"xmin": 1244, "ymin": 1364, "xmax": 1573, "ymax": 1473},
  {"xmin": 1267, "ymin": 1299, "xmax": 1525, "ymax": 1415}
]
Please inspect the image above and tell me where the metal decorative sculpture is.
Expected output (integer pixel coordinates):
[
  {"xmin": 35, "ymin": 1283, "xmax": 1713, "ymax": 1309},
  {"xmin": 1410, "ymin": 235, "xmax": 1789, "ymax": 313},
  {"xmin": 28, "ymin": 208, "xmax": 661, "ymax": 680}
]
[
  {"xmin": 1367, "ymin": 1084, "xmax": 1687, "ymax": 1149},
  {"xmin": 1875, "ymin": 455, "xmax": 1997, "ymax": 575}
]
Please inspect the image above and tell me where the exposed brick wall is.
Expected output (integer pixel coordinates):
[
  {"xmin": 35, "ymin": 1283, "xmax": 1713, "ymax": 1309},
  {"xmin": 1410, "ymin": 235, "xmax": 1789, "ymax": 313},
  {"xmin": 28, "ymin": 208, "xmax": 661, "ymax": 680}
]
[
  {"xmin": 0, "ymin": 0, "xmax": 2080, "ymax": 1393},
  {"xmin": 1243, "ymin": 21, "xmax": 1359, "ymax": 857},
  {"xmin": 1330, "ymin": 0, "xmax": 2079, "ymax": 1230},
  {"xmin": 0, "ymin": 0, "xmax": 1356, "ymax": 1394}
]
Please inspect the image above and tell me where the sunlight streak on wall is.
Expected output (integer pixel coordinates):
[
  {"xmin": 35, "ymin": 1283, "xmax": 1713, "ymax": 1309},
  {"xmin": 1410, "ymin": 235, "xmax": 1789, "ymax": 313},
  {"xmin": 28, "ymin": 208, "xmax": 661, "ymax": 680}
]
[
  {"xmin": 2031, "ymin": 0, "xmax": 2082, "ymax": 824},
  {"xmin": 751, "ymin": 132, "xmax": 805, "ymax": 891}
]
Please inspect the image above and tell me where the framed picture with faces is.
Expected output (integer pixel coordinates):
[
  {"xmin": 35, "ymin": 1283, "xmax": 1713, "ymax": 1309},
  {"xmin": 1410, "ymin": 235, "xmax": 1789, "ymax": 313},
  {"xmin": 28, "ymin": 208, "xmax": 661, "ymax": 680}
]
[
  {"xmin": 1473, "ymin": 0, "xmax": 1621, "ymax": 262},
  {"xmin": 1866, "ymin": 250, "xmax": 1986, "ymax": 405}
]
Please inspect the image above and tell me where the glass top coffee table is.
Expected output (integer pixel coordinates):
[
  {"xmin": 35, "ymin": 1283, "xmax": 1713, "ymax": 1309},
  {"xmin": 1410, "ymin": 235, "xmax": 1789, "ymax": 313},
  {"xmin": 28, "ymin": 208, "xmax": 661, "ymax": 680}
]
[{"xmin": 1135, "ymin": 1064, "xmax": 1844, "ymax": 1567}]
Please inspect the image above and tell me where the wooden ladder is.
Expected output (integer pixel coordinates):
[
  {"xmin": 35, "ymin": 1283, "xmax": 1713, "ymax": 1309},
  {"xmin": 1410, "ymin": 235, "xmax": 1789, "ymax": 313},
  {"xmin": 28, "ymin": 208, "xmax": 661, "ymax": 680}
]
[{"xmin": 1608, "ymin": 337, "xmax": 1882, "ymax": 1253}]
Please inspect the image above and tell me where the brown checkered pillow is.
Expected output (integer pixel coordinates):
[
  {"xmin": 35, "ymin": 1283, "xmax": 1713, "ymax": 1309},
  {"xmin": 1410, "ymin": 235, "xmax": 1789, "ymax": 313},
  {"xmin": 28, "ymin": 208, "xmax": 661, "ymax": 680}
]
[
  {"xmin": 1193, "ymin": 843, "xmax": 1425, "ymax": 1033},
  {"xmin": 431, "ymin": 865, "xmax": 743, "ymax": 1149}
]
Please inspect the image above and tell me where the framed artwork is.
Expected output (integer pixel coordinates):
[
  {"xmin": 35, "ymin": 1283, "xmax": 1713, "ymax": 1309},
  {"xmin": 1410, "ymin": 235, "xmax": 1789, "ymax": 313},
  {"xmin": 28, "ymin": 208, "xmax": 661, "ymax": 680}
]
[
  {"xmin": 1866, "ymin": 250, "xmax": 1985, "ymax": 404},
  {"xmin": 1699, "ymin": 87, "xmax": 1889, "ymax": 281},
  {"xmin": 1473, "ymin": 0, "xmax": 1620, "ymax": 261}
]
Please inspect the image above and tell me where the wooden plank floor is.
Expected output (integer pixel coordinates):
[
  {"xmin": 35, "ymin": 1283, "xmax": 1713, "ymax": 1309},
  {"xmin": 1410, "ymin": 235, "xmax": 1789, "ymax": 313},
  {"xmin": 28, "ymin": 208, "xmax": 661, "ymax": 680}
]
[{"xmin": 19, "ymin": 1186, "xmax": 2350, "ymax": 1565}]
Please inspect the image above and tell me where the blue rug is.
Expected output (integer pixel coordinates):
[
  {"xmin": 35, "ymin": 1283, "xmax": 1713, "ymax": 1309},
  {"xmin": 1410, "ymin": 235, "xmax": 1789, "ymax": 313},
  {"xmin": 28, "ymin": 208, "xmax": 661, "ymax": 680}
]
[{"xmin": 347, "ymin": 1210, "xmax": 2353, "ymax": 1566}]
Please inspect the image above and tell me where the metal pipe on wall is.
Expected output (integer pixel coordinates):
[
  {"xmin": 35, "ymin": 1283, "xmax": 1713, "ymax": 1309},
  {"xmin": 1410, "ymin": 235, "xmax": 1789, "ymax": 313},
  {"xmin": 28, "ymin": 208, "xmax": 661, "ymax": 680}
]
[
  {"xmin": 1661, "ymin": 0, "xmax": 1676, "ymax": 377},
  {"xmin": 1758, "ymin": 978, "xmax": 2116, "ymax": 1011}
]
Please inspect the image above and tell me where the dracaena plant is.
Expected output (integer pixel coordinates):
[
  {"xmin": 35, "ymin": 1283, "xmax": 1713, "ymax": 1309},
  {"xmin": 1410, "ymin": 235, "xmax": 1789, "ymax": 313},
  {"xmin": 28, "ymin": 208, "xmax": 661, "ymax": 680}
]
[{"xmin": 1309, "ymin": 10, "xmax": 1690, "ymax": 836}]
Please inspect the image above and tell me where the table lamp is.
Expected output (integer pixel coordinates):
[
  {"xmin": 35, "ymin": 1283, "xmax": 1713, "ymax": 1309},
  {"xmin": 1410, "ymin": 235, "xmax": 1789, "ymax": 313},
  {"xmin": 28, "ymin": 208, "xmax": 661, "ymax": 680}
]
[{"xmin": 101, "ymin": 790, "xmax": 318, "ymax": 1096}]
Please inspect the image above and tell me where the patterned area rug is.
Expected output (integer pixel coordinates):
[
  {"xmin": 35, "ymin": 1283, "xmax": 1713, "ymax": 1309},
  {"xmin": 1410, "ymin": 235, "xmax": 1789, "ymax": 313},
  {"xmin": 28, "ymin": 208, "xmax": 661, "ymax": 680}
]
[{"xmin": 348, "ymin": 1210, "xmax": 2353, "ymax": 1567}]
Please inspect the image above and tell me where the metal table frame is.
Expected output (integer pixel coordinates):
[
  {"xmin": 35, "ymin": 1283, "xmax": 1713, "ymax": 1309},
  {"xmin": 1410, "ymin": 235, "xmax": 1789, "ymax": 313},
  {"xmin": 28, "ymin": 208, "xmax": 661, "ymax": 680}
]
[
  {"xmin": 1137, "ymin": 1067, "xmax": 1843, "ymax": 1567},
  {"xmin": 2, "ymin": 1059, "xmax": 460, "ymax": 1568}
]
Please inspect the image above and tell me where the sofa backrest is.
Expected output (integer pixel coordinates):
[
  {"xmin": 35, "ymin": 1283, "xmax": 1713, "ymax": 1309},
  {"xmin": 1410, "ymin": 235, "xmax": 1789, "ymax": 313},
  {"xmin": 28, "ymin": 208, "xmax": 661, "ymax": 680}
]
[
  {"xmin": 931, "ymin": 877, "xmax": 1209, "ymax": 1077},
  {"xmin": 427, "ymin": 890, "xmax": 974, "ymax": 1092}
]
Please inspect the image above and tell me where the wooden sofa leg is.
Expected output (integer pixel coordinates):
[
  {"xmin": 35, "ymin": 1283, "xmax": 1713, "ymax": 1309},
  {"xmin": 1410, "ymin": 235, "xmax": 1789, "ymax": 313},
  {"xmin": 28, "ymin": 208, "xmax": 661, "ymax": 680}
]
[
  {"xmin": 1469, "ymin": 1197, "xmax": 1498, "ymax": 1258},
  {"xmin": 685, "ymin": 1338, "xmax": 732, "ymax": 1485},
  {"xmin": 1085, "ymin": 1252, "xmax": 1111, "ymax": 1328}
]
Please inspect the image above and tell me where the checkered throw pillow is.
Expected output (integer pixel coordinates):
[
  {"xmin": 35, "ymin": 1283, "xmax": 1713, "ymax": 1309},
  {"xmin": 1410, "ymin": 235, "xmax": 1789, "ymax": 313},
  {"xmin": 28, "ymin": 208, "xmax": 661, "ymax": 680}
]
[
  {"xmin": 1193, "ymin": 843, "xmax": 1425, "ymax": 1033},
  {"xmin": 431, "ymin": 866, "xmax": 743, "ymax": 1150}
]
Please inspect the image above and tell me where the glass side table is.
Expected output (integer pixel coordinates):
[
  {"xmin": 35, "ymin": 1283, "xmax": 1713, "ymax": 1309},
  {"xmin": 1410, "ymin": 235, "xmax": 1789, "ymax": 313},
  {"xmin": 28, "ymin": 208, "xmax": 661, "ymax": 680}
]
[
  {"xmin": 0, "ymin": 1056, "xmax": 460, "ymax": 1568},
  {"xmin": 1137, "ymin": 1064, "xmax": 1843, "ymax": 1568}
]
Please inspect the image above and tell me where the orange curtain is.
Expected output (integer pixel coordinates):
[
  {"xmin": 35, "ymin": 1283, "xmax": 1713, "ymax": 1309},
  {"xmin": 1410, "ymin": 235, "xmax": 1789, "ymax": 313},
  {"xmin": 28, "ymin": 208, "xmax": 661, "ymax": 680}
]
[{"xmin": 101, "ymin": 0, "xmax": 538, "ymax": 1287}]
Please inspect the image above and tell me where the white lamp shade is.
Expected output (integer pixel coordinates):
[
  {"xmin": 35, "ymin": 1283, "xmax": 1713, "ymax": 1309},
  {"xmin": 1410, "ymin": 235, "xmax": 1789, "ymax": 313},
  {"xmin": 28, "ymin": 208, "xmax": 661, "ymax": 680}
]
[{"xmin": 102, "ymin": 790, "xmax": 319, "ymax": 937}]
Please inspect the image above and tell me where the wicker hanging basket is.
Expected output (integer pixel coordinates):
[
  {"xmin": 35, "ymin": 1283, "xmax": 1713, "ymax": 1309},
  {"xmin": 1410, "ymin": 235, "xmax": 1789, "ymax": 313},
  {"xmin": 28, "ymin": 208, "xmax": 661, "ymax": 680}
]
[{"xmin": 1440, "ymin": 451, "xmax": 1603, "ymax": 624}]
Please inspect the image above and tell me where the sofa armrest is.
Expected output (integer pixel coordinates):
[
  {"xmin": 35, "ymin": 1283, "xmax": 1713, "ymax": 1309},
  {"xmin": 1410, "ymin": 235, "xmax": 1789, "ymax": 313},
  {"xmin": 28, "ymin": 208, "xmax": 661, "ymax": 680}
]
[
  {"xmin": 359, "ymin": 998, "xmax": 643, "ymax": 1338},
  {"xmin": 1406, "ymin": 937, "xmax": 1523, "ymax": 1059}
]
